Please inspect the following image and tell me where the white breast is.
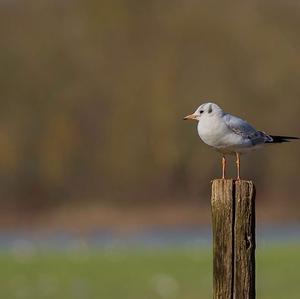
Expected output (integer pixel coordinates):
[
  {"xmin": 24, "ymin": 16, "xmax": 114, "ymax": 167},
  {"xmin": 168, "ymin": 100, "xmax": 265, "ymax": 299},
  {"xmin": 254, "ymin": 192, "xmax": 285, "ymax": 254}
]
[{"xmin": 197, "ymin": 116, "xmax": 243, "ymax": 149}]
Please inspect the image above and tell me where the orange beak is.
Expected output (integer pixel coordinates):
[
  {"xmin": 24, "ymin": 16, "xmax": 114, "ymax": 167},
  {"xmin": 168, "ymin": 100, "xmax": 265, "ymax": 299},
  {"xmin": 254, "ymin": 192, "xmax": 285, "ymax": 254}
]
[{"xmin": 183, "ymin": 114, "xmax": 197, "ymax": 121}]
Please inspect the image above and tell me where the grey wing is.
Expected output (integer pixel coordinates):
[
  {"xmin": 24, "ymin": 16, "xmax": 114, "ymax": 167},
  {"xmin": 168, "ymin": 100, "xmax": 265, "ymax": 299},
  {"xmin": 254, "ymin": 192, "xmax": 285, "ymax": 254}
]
[{"xmin": 223, "ymin": 114, "xmax": 272, "ymax": 145}]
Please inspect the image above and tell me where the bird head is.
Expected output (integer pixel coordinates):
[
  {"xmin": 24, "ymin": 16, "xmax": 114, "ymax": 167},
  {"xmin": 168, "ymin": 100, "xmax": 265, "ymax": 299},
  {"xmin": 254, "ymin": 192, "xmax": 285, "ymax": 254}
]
[{"xmin": 183, "ymin": 102, "xmax": 223, "ymax": 121}]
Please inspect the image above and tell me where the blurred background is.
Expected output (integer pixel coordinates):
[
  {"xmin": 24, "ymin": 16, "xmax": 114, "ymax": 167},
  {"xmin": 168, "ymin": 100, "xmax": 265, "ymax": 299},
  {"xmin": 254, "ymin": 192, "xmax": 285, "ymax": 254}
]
[{"xmin": 0, "ymin": 0, "xmax": 300, "ymax": 298}]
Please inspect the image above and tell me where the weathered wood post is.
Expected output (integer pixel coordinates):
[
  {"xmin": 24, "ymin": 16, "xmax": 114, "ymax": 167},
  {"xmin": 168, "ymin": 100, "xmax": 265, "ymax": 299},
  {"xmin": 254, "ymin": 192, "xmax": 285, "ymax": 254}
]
[{"xmin": 211, "ymin": 179, "xmax": 256, "ymax": 299}]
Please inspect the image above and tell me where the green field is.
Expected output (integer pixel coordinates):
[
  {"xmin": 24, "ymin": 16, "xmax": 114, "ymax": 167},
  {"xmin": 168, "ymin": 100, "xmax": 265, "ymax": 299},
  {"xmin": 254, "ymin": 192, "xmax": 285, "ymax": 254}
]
[{"xmin": 0, "ymin": 245, "xmax": 299, "ymax": 299}]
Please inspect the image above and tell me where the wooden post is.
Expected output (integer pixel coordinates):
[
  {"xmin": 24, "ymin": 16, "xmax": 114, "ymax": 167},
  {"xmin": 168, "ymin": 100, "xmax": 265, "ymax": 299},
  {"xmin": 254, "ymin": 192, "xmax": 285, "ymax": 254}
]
[{"xmin": 211, "ymin": 179, "xmax": 256, "ymax": 299}]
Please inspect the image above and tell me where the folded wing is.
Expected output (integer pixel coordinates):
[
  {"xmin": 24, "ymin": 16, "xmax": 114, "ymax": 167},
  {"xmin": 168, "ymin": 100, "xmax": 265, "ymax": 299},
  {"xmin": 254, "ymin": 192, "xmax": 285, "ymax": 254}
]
[{"xmin": 223, "ymin": 113, "xmax": 273, "ymax": 145}]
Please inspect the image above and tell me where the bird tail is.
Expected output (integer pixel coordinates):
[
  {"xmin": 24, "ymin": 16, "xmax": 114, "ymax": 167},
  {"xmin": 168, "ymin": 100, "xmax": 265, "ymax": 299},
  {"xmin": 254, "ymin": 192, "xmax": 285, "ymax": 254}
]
[{"xmin": 268, "ymin": 135, "xmax": 300, "ymax": 143}]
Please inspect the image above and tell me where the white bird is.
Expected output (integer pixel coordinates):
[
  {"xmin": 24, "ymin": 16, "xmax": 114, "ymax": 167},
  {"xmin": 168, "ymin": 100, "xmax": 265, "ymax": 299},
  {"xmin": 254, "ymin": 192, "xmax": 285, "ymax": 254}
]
[{"xmin": 184, "ymin": 102, "xmax": 299, "ymax": 180}]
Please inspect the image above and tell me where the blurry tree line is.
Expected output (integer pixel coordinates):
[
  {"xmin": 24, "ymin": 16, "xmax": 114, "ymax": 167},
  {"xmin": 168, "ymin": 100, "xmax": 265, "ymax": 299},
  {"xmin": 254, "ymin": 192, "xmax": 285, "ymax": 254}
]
[{"xmin": 0, "ymin": 0, "xmax": 300, "ymax": 212}]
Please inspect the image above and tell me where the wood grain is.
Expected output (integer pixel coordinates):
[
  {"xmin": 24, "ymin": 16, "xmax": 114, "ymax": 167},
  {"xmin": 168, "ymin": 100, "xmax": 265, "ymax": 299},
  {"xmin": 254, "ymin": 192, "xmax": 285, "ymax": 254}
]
[
  {"xmin": 234, "ymin": 180, "xmax": 256, "ymax": 299},
  {"xmin": 211, "ymin": 179, "xmax": 234, "ymax": 299}
]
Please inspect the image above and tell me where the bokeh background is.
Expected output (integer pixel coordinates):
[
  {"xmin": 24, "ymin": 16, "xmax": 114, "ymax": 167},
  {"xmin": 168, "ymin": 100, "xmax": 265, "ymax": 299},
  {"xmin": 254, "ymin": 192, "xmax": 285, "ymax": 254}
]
[{"xmin": 0, "ymin": 1, "xmax": 300, "ymax": 298}]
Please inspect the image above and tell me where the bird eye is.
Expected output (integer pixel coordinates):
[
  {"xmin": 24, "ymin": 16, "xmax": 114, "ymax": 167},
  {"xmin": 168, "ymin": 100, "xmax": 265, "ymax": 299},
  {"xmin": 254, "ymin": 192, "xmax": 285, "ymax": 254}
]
[{"xmin": 200, "ymin": 110, "xmax": 204, "ymax": 114}]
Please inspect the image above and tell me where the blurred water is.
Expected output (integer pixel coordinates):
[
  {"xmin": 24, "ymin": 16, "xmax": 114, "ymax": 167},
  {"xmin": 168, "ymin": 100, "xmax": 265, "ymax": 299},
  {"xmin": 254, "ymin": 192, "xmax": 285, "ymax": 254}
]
[{"xmin": 0, "ymin": 225, "xmax": 299, "ymax": 252}]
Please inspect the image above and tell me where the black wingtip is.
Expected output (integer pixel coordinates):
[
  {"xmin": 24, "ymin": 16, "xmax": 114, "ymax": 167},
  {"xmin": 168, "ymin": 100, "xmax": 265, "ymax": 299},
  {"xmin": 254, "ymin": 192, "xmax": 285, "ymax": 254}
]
[{"xmin": 269, "ymin": 135, "xmax": 300, "ymax": 143}]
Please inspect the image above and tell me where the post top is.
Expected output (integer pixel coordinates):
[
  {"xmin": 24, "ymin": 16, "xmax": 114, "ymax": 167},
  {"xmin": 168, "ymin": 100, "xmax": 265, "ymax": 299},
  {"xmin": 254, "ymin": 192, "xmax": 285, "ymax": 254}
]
[{"xmin": 212, "ymin": 179, "xmax": 254, "ymax": 184}]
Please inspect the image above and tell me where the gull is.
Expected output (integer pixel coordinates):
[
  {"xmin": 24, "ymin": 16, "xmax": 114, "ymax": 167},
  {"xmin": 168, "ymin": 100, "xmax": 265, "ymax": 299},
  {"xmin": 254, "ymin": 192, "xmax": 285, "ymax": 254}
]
[{"xmin": 184, "ymin": 102, "xmax": 299, "ymax": 180}]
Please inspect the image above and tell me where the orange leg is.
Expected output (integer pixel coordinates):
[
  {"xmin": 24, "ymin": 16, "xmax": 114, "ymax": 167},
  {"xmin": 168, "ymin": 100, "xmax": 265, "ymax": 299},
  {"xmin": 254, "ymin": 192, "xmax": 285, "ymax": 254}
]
[
  {"xmin": 235, "ymin": 152, "xmax": 241, "ymax": 180},
  {"xmin": 222, "ymin": 155, "xmax": 226, "ymax": 179}
]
